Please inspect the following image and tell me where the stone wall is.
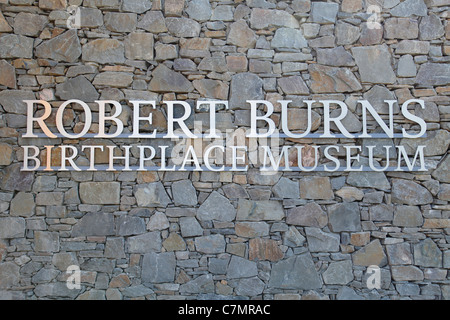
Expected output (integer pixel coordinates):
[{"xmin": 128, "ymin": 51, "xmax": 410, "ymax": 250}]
[{"xmin": 0, "ymin": 0, "xmax": 449, "ymax": 300}]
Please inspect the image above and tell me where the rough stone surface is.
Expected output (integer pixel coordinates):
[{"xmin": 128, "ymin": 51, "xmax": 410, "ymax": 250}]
[{"xmin": 352, "ymin": 45, "xmax": 396, "ymax": 84}]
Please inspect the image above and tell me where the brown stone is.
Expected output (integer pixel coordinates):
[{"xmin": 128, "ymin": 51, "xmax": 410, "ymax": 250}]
[
  {"xmin": 249, "ymin": 238, "xmax": 283, "ymax": 262},
  {"xmin": 0, "ymin": 11, "xmax": 12, "ymax": 32},
  {"xmin": 149, "ymin": 64, "xmax": 194, "ymax": 93},
  {"xmin": 278, "ymin": 76, "xmax": 309, "ymax": 95},
  {"xmin": 163, "ymin": 232, "xmax": 186, "ymax": 251},
  {"xmin": 109, "ymin": 274, "xmax": 131, "ymax": 288},
  {"xmin": 283, "ymin": 108, "xmax": 321, "ymax": 132},
  {"xmin": 164, "ymin": 0, "xmax": 185, "ymax": 17},
  {"xmin": 0, "ymin": 60, "xmax": 16, "ymax": 89},
  {"xmin": 227, "ymin": 20, "xmax": 257, "ymax": 48},
  {"xmin": 299, "ymin": 177, "xmax": 334, "ymax": 200},
  {"xmin": 309, "ymin": 64, "xmax": 362, "ymax": 93},
  {"xmin": 350, "ymin": 232, "xmax": 370, "ymax": 247},
  {"xmin": 352, "ymin": 239, "xmax": 387, "ymax": 267},
  {"xmin": 0, "ymin": 143, "xmax": 13, "ymax": 166},
  {"xmin": 341, "ymin": 0, "xmax": 362, "ymax": 12},
  {"xmin": 286, "ymin": 203, "xmax": 328, "ymax": 228},
  {"xmin": 423, "ymin": 219, "xmax": 450, "ymax": 229},
  {"xmin": 193, "ymin": 79, "xmax": 229, "ymax": 100},
  {"xmin": 124, "ymin": 32, "xmax": 154, "ymax": 61},
  {"xmin": 226, "ymin": 55, "xmax": 248, "ymax": 72},
  {"xmin": 39, "ymin": 0, "xmax": 67, "ymax": 10}
]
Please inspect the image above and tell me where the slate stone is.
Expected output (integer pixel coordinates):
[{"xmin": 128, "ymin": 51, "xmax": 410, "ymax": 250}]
[
  {"xmin": 235, "ymin": 277, "xmax": 265, "ymax": 297},
  {"xmin": 308, "ymin": 64, "xmax": 362, "ymax": 93},
  {"xmin": 396, "ymin": 40, "xmax": 430, "ymax": 54},
  {"xmin": 0, "ymin": 217, "xmax": 25, "ymax": 239},
  {"xmin": 195, "ymin": 234, "xmax": 226, "ymax": 254},
  {"xmin": 0, "ymin": 34, "xmax": 33, "ymax": 59},
  {"xmin": 163, "ymin": 232, "xmax": 186, "ymax": 251},
  {"xmin": 419, "ymin": 14, "xmax": 444, "ymax": 40},
  {"xmin": 370, "ymin": 204, "xmax": 394, "ymax": 221},
  {"xmin": 172, "ymin": 180, "xmax": 198, "ymax": 206},
  {"xmin": 271, "ymin": 28, "xmax": 307, "ymax": 50},
  {"xmin": 0, "ymin": 60, "xmax": 16, "ymax": 89},
  {"xmin": 0, "ymin": 163, "xmax": 34, "ymax": 192},
  {"xmin": 305, "ymin": 227, "xmax": 340, "ymax": 252},
  {"xmin": 149, "ymin": 64, "xmax": 194, "ymax": 93},
  {"xmin": 236, "ymin": 199, "xmax": 284, "ymax": 221},
  {"xmin": 299, "ymin": 177, "xmax": 334, "ymax": 200},
  {"xmin": 93, "ymin": 72, "xmax": 133, "ymax": 88},
  {"xmin": 352, "ymin": 239, "xmax": 387, "ymax": 267},
  {"xmin": 347, "ymin": 159, "xmax": 391, "ymax": 191},
  {"xmin": 414, "ymin": 238, "xmax": 442, "ymax": 267},
  {"xmin": 386, "ymin": 242, "xmax": 413, "ymax": 265},
  {"xmin": 283, "ymin": 226, "xmax": 306, "ymax": 247},
  {"xmin": 142, "ymin": 252, "xmax": 176, "ymax": 283},
  {"xmin": 13, "ymin": 12, "xmax": 48, "ymax": 37},
  {"xmin": 31, "ymin": 268, "xmax": 59, "ymax": 284},
  {"xmin": 352, "ymin": 45, "xmax": 396, "ymax": 84},
  {"xmin": 316, "ymin": 46, "xmax": 355, "ymax": 67},
  {"xmin": 104, "ymin": 12, "xmax": 137, "ymax": 32},
  {"xmin": 193, "ymin": 79, "xmax": 229, "ymax": 100},
  {"xmin": 55, "ymin": 75, "xmax": 99, "ymax": 102},
  {"xmin": 222, "ymin": 183, "xmax": 249, "ymax": 199},
  {"xmin": 134, "ymin": 182, "xmax": 171, "ymax": 208},
  {"xmin": 197, "ymin": 191, "xmax": 236, "ymax": 222},
  {"xmin": 104, "ymin": 237, "xmax": 126, "ymax": 259},
  {"xmin": 82, "ymin": 39, "xmax": 125, "ymax": 64},
  {"xmin": 322, "ymin": 260, "xmax": 354, "ymax": 285},
  {"xmin": 209, "ymin": 256, "xmax": 229, "ymax": 274},
  {"xmin": 126, "ymin": 232, "xmax": 161, "ymax": 254},
  {"xmin": 391, "ymin": 265, "xmax": 424, "ymax": 281},
  {"xmin": 227, "ymin": 255, "xmax": 258, "ymax": 279},
  {"xmin": 249, "ymin": 238, "xmax": 283, "ymax": 261},
  {"xmin": 397, "ymin": 283, "xmax": 420, "ymax": 296},
  {"xmin": 166, "ymin": 17, "xmax": 201, "ymax": 38},
  {"xmin": 227, "ymin": 20, "xmax": 257, "ymax": 48},
  {"xmin": 10, "ymin": 192, "xmax": 35, "ymax": 217},
  {"xmin": 362, "ymin": 85, "xmax": 399, "ymax": 114},
  {"xmin": 0, "ymin": 11, "xmax": 12, "ymax": 32},
  {"xmin": 391, "ymin": 179, "xmax": 433, "ymax": 205},
  {"xmin": 122, "ymin": 0, "xmax": 152, "ymax": 13},
  {"xmin": 269, "ymin": 253, "xmax": 322, "ymax": 289},
  {"xmin": 34, "ymin": 231, "xmax": 59, "ymax": 253},
  {"xmin": 416, "ymin": 63, "xmax": 450, "ymax": 86},
  {"xmin": 397, "ymin": 54, "xmax": 417, "ymax": 77},
  {"xmin": 186, "ymin": 0, "xmax": 212, "ymax": 21},
  {"xmin": 35, "ymin": 282, "xmax": 80, "ymax": 299},
  {"xmin": 33, "ymin": 176, "xmax": 57, "ymax": 192},
  {"xmin": 79, "ymin": 182, "xmax": 120, "ymax": 205},
  {"xmin": 137, "ymin": 10, "xmax": 168, "ymax": 33},
  {"xmin": 390, "ymin": 0, "xmax": 427, "ymax": 17},
  {"xmin": 336, "ymin": 21, "xmax": 360, "ymax": 45},
  {"xmin": 432, "ymin": 155, "xmax": 450, "ymax": 183},
  {"xmin": 72, "ymin": 212, "xmax": 115, "ymax": 237},
  {"xmin": 78, "ymin": 7, "xmax": 103, "ymax": 27},
  {"xmin": 0, "ymin": 90, "xmax": 35, "ymax": 114},
  {"xmin": 235, "ymin": 222, "xmax": 269, "ymax": 238},
  {"xmin": 250, "ymin": 8, "xmax": 300, "ymax": 29},
  {"xmin": 124, "ymin": 32, "xmax": 154, "ymax": 61},
  {"xmin": 179, "ymin": 217, "xmax": 203, "ymax": 237},
  {"xmin": 180, "ymin": 274, "xmax": 214, "ymax": 294},
  {"xmin": 229, "ymin": 73, "xmax": 264, "ymax": 110},
  {"xmin": 272, "ymin": 177, "xmax": 299, "ymax": 199},
  {"xmin": 0, "ymin": 262, "xmax": 20, "ymax": 289},
  {"xmin": 247, "ymin": 171, "xmax": 281, "ymax": 185},
  {"xmin": 286, "ymin": 203, "xmax": 327, "ymax": 228},
  {"xmin": 278, "ymin": 76, "xmax": 309, "ymax": 95},
  {"xmin": 384, "ymin": 18, "xmax": 419, "ymax": 39},
  {"xmin": 310, "ymin": 2, "xmax": 339, "ymax": 23},
  {"xmin": 116, "ymin": 216, "xmax": 146, "ymax": 236},
  {"xmin": 336, "ymin": 287, "xmax": 364, "ymax": 300},
  {"xmin": 121, "ymin": 285, "xmax": 154, "ymax": 298},
  {"xmin": 328, "ymin": 202, "xmax": 361, "ymax": 232}
]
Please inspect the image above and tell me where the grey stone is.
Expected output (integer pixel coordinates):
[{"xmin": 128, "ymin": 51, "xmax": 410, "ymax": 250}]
[
  {"xmin": 227, "ymin": 20, "xmax": 257, "ymax": 49},
  {"xmin": 227, "ymin": 255, "xmax": 258, "ymax": 279},
  {"xmin": 72, "ymin": 212, "xmax": 115, "ymax": 237},
  {"xmin": 363, "ymin": 85, "xmax": 399, "ymax": 114},
  {"xmin": 104, "ymin": 237, "xmax": 126, "ymax": 259},
  {"xmin": 336, "ymin": 21, "xmax": 360, "ymax": 45},
  {"xmin": 197, "ymin": 191, "xmax": 235, "ymax": 222},
  {"xmin": 416, "ymin": 63, "xmax": 450, "ymax": 87},
  {"xmin": 235, "ymin": 277, "xmax": 265, "ymax": 296},
  {"xmin": 172, "ymin": 180, "xmax": 198, "ymax": 206},
  {"xmin": 419, "ymin": 14, "xmax": 444, "ymax": 40},
  {"xmin": 432, "ymin": 155, "xmax": 450, "ymax": 183},
  {"xmin": 55, "ymin": 75, "xmax": 99, "ymax": 102},
  {"xmin": 134, "ymin": 182, "xmax": 171, "ymax": 208},
  {"xmin": 336, "ymin": 287, "xmax": 364, "ymax": 300},
  {"xmin": 31, "ymin": 268, "xmax": 59, "ymax": 284},
  {"xmin": 137, "ymin": 11, "xmax": 168, "ymax": 33},
  {"xmin": 271, "ymin": 28, "xmax": 307, "ymax": 51},
  {"xmin": 305, "ymin": 227, "xmax": 340, "ymax": 252},
  {"xmin": 82, "ymin": 39, "xmax": 125, "ymax": 64},
  {"xmin": 250, "ymin": 8, "xmax": 300, "ymax": 29},
  {"xmin": 13, "ymin": 12, "xmax": 48, "ymax": 36},
  {"xmin": 273, "ymin": 177, "xmax": 300, "ymax": 199},
  {"xmin": 390, "ymin": 0, "xmax": 427, "ymax": 17},
  {"xmin": 222, "ymin": 183, "xmax": 249, "ymax": 199},
  {"xmin": 328, "ymin": 202, "xmax": 361, "ymax": 232},
  {"xmin": 397, "ymin": 283, "xmax": 420, "ymax": 296},
  {"xmin": 179, "ymin": 217, "xmax": 203, "ymax": 237},
  {"xmin": 278, "ymin": 76, "xmax": 309, "ymax": 95},
  {"xmin": 0, "ymin": 217, "xmax": 25, "ymax": 239},
  {"xmin": 370, "ymin": 204, "xmax": 394, "ymax": 221},
  {"xmin": 352, "ymin": 239, "xmax": 388, "ymax": 267},
  {"xmin": 10, "ymin": 192, "xmax": 35, "ymax": 217},
  {"xmin": 310, "ymin": 2, "xmax": 339, "ymax": 23},
  {"xmin": 316, "ymin": 46, "xmax": 355, "ymax": 67},
  {"xmin": 269, "ymin": 253, "xmax": 322, "ymax": 289},
  {"xmin": 142, "ymin": 252, "xmax": 176, "ymax": 283},
  {"xmin": 386, "ymin": 242, "xmax": 413, "ymax": 265},
  {"xmin": 34, "ymin": 282, "xmax": 79, "ymax": 299},
  {"xmin": 322, "ymin": 260, "xmax": 354, "ymax": 285},
  {"xmin": 180, "ymin": 274, "xmax": 214, "ymax": 294},
  {"xmin": 352, "ymin": 45, "xmax": 396, "ymax": 84},
  {"xmin": 211, "ymin": 5, "xmax": 234, "ymax": 21},
  {"xmin": 400, "ymin": 130, "xmax": 450, "ymax": 157},
  {"xmin": 0, "ymin": 34, "xmax": 33, "ymax": 59},
  {"xmin": 236, "ymin": 199, "xmax": 284, "ymax": 221},
  {"xmin": 0, "ymin": 164, "xmax": 34, "ymax": 192},
  {"xmin": 235, "ymin": 222, "xmax": 269, "ymax": 238},
  {"xmin": 124, "ymin": 32, "xmax": 154, "ymax": 61},
  {"xmin": 195, "ymin": 234, "xmax": 225, "ymax": 254},
  {"xmin": 283, "ymin": 226, "xmax": 306, "ymax": 247},
  {"xmin": 391, "ymin": 179, "xmax": 433, "ymax": 205},
  {"xmin": 247, "ymin": 171, "xmax": 281, "ymax": 186},
  {"xmin": 397, "ymin": 55, "xmax": 417, "ymax": 77},
  {"xmin": 52, "ymin": 252, "xmax": 78, "ymax": 271},
  {"xmin": 78, "ymin": 7, "xmax": 103, "ymax": 27},
  {"xmin": 0, "ymin": 262, "xmax": 19, "ymax": 289},
  {"xmin": 308, "ymin": 64, "xmax": 362, "ymax": 93},
  {"xmin": 384, "ymin": 18, "xmax": 419, "ymax": 39},
  {"xmin": 0, "ymin": 90, "xmax": 34, "ymax": 115},
  {"xmin": 393, "ymin": 205, "xmax": 423, "ymax": 227},
  {"xmin": 36, "ymin": 30, "xmax": 82, "ymax": 63},
  {"xmin": 229, "ymin": 73, "xmax": 264, "ymax": 110},
  {"xmin": 166, "ymin": 17, "xmax": 201, "ymax": 38},
  {"xmin": 391, "ymin": 265, "xmax": 424, "ymax": 281},
  {"xmin": 286, "ymin": 203, "xmax": 327, "ymax": 228},
  {"xmin": 148, "ymin": 64, "xmax": 194, "ymax": 93},
  {"xmin": 34, "ymin": 231, "xmax": 59, "ymax": 253},
  {"xmin": 121, "ymin": 285, "xmax": 154, "ymax": 298},
  {"xmin": 361, "ymin": 139, "xmax": 396, "ymax": 161},
  {"xmin": 396, "ymin": 40, "xmax": 430, "ymax": 54},
  {"xmin": 186, "ymin": 0, "xmax": 212, "ymax": 21},
  {"xmin": 126, "ymin": 232, "xmax": 161, "ymax": 254},
  {"xmin": 299, "ymin": 177, "xmax": 334, "ymax": 200},
  {"xmin": 33, "ymin": 176, "xmax": 57, "ymax": 192},
  {"xmin": 104, "ymin": 12, "xmax": 137, "ymax": 32},
  {"xmin": 79, "ymin": 182, "xmax": 120, "ymax": 205},
  {"xmin": 116, "ymin": 216, "xmax": 146, "ymax": 236},
  {"xmin": 414, "ymin": 238, "xmax": 442, "ymax": 267},
  {"xmin": 209, "ymin": 256, "xmax": 230, "ymax": 274},
  {"xmin": 77, "ymin": 289, "xmax": 106, "ymax": 300},
  {"xmin": 36, "ymin": 192, "xmax": 63, "ymax": 206},
  {"xmin": 329, "ymin": 109, "xmax": 362, "ymax": 133},
  {"xmin": 347, "ymin": 158, "xmax": 391, "ymax": 191},
  {"xmin": 122, "ymin": 0, "xmax": 152, "ymax": 13}
]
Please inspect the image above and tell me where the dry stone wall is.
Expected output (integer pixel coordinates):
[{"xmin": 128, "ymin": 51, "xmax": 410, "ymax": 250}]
[{"xmin": 0, "ymin": 0, "xmax": 450, "ymax": 300}]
